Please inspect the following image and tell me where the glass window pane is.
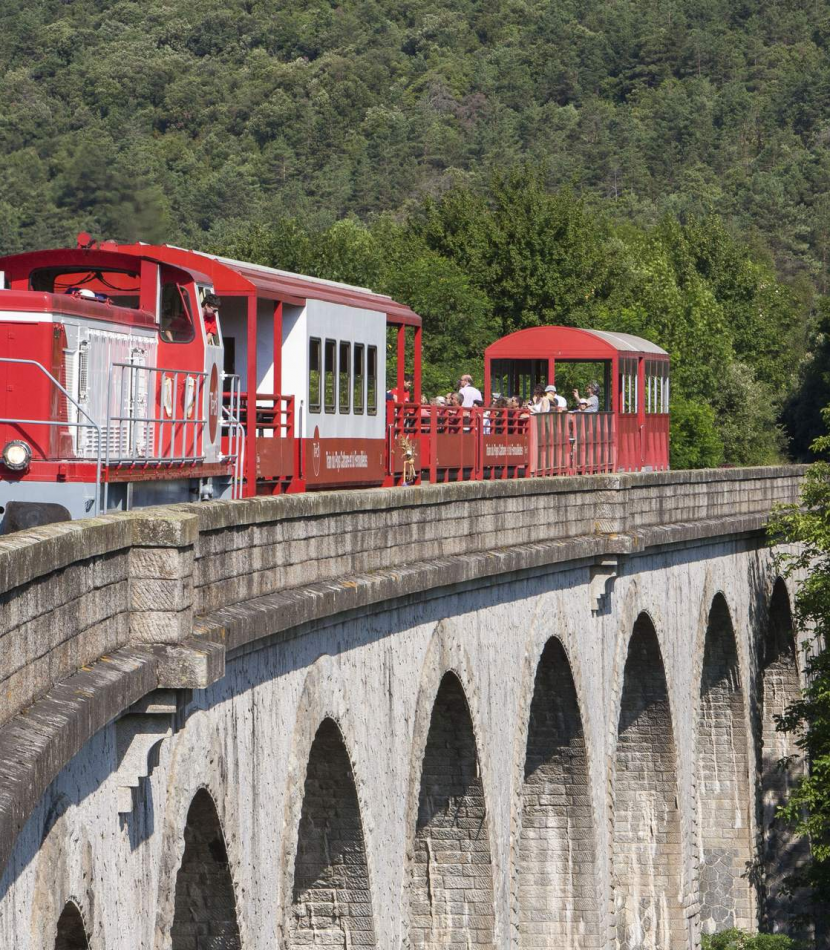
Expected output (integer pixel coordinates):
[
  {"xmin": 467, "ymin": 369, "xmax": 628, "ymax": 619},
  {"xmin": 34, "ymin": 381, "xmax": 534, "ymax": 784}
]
[
  {"xmin": 354, "ymin": 345, "xmax": 364, "ymax": 414},
  {"xmin": 309, "ymin": 338, "xmax": 321, "ymax": 413},
  {"xmin": 160, "ymin": 282, "xmax": 195, "ymax": 343},
  {"xmin": 339, "ymin": 341, "xmax": 351, "ymax": 413},
  {"xmin": 324, "ymin": 339, "xmax": 336, "ymax": 413},
  {"xmin": 367, "ymin": 346, "xmax": 377, "ymax": 415}
]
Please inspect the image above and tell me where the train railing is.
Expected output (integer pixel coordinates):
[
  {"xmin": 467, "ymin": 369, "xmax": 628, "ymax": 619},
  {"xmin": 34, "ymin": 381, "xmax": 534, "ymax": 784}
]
[
  {"xmin": 222, "ymin": 375, "xmax": 245, "ymax": 499},
  {"xmin": 104, "ymin": 363, "xmax": 245, "ymax": 505},
  {"xmin": 0, "ymin": 357, "xmax": 103, "ymax": 513},
  {"xmin": 529, "ymin": 411, "xmax": 615, "ymax": 476},
  {"xmin": 571, "ymin": 412, "xmax": 615, "ymax": 474},
  {"xmin": 106, "ymin": 363, "xmax": 208, "ymax": 467},
  {"xmin": 234, "ymin": 392, "xmax": 296, "ymax": 485},
  {"xmin": 388, "ymin": 404, "xmax": 614, "ymax": 482}
]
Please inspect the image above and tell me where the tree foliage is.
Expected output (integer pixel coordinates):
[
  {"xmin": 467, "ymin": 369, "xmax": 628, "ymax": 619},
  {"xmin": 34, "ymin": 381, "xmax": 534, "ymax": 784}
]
[
  {"xmin": 701, "ymin": 930, "xmax": 800, "ymax": 950},
  {"xmin": 211, "ymin": 169, "xmax": 803, "ymax": 467},
  {"xmin": 768, "ymin": 415, "xmax": 830, "ymax": 906},
  {"xmin": 3, "ymin": 0, "xmax": 830, "ymax": 284},
  {"xmin": 1, "ymin": 0, "xmax": 826, "ymax": 460}
]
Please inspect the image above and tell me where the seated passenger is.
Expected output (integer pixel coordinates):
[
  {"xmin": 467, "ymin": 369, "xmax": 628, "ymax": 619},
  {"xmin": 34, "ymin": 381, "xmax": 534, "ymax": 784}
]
[
  {"xmin": 545, "ymin": 384, "xmax": 567, "ymax": 410},
  {"xmin": 573, "ymin": 383, "xmax": 599, "ymax": 412},
  {"xmin": 529, "ymin": 384, "xmax": 551, "ymax": 414}
]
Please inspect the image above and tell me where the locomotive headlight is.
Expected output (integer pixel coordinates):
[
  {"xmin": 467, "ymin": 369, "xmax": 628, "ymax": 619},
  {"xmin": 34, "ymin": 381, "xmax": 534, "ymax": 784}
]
[{"xmin": 2, "ymin": 440, "xmax": 31, "ymax": 471}]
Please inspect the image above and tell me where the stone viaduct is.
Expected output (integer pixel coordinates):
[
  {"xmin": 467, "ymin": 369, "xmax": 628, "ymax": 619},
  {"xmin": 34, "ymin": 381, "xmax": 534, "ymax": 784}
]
[{"xmin": 0, "ymin": 466, "xmax": 813, "ymax": 950}]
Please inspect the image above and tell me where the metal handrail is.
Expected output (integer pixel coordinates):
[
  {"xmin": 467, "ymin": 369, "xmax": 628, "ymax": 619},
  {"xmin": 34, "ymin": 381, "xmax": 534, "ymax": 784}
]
[
  {"xmin": 0, "ymin": 357, "xmax": 103, "ymax": 514},
  {"xmin": 221, "ymin": 374, "xmax": 244, "ymax": 499}
]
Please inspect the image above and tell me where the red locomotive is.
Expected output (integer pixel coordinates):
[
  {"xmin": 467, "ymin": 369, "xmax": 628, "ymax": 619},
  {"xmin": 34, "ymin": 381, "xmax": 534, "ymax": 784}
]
[{"xmin": 0, "ymin": 236, "xmax": 669, "ymax": 531}]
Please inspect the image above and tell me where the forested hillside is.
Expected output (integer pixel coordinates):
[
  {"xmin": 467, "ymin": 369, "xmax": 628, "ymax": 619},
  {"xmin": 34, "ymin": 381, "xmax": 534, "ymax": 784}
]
[{"xmin": 2, "ymin": 0, "xmax": 830, "ymax": 463}]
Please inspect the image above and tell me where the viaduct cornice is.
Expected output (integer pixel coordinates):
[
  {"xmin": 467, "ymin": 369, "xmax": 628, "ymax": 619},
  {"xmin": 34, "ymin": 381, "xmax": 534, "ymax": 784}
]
[{"xmin": 0, "ymin": 466, "xmax": 805, "ymax": 877}]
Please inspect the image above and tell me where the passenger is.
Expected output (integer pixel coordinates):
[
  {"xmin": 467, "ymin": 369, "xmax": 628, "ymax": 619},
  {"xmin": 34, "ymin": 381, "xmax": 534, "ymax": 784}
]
[
  {"xmin": 388, "ymin": 376, "xmax": 413, "ymax": 403},
  {"xmin": 458, "ymin": 374, "xmax": 483, "ymax": 408},
  {"xmin": 573, "ymin": 383, "xmax": 600, "ymax": 413},
  {"xmin": 576, "ymin": 398, "xmax": 588, "ymax": 411},
  {"xmin": 529, "ymin": 384, "xmax": 551, "ymax": 414},
  {"xmin": 202, "ymin": 293, "xmax": 221, "ymax": 345},
  {"xmin": 420, "ymin": 393, "xmax": 431, "ymax": 431},
  {"xmin": 492, "ymin": 395, "xmax": 508, "ymax": 433},
  {"xmin": 545, "ymin": 384, "xmax": 567, "ymax": 411}
]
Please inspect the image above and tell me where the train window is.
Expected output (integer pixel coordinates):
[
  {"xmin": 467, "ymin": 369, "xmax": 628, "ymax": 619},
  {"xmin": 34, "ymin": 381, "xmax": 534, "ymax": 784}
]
[
  {"xmin": 339, "ymin": 341, "xmax": 351, "ymax": 413},
  {"xmin": 309, "ymin": 338, "xmax": 321, "ymax": 413},
  {"xmin": 160, "ymin": 282, "xmax": 195, "ymax": 343},
  {"xmin": 353, "ymin": 345, "xmax": 365, "ymax": 414},
  {"xmin": 324, "ymin": 339, "xmax": 336, "ymax": 413},
  {"xmin": 619, "ymin": 358, "xmax": 638, "ymax": 414},
  {"xmin": 30, "ymin": 267, "xmax": 140, "ymax": 308},
  {"xmin": 645, "ymin": 360, "xmax": 670, "ymax": 413},
  {"xmin": 367, "ymin": 345, "xmax": 377, "ymax": 415}
]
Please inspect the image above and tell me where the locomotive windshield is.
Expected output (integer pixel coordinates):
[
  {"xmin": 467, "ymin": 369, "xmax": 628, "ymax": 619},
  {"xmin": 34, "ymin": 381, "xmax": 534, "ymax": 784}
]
[
  {"xmin": 30, "ymin": 266, "xmax": 140, "ymax": 308},
  {"xmin": 159, "ymin": 280, "xmax": 195, "ymax": 343}
]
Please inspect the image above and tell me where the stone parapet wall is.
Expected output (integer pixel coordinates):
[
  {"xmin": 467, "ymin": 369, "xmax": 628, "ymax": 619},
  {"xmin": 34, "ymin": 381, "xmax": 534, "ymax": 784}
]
[
  {"xmin": 0, "ymin": 467, "xmax": 803, "ymax": 735},
  {"xmin": 0, "ymin": 509, "xmax": 202, "ymax": 728},
  {"xmin": 190, "ymin": 466, "xmax": 802, "ymax": 616}
]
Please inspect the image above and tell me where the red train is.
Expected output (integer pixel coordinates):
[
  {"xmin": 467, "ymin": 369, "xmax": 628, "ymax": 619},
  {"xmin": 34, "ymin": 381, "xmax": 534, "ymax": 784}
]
[{"xmin": 0, "ymin": 236, "xmax": 669, "ymax": 530}]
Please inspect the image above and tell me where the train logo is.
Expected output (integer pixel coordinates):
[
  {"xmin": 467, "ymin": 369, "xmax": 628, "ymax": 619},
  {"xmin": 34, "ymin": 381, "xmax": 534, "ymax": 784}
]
[
  {"xmin": 312, "ymin": 427, "xmax": 321, "ymax": 478},
  {"xmin": 208, "ymin": 365, "xmax": 220, "ymax": 443}
]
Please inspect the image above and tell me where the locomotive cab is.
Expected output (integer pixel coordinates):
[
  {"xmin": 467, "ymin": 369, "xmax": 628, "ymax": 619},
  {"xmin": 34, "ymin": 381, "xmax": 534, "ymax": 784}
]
[{"xmin": 0, "ymin": 241, "xmax": 235, "ymax": 527}]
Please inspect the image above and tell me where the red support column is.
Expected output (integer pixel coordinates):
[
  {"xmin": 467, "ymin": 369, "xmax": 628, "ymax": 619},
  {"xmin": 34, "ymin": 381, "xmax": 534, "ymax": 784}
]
[
  {"xmin": 273, "ymin": 301, "xmax": 283, "ymax": 398},
  {"xmin": 139, "ymin": 260, "xmax": 159, "ymax": 314},
  {"xmin": 245, "ymin": 294, "xmax": 258, "ymax": 496},
  {"xmin": 397, "ymin": 324, "xmax": 406, "ymax": 397},
  {"xmin": 413, "ymin": 325, "xmax": 422, "ymax": 404},
  {"xmin": 637, "ymin": 355, "xmax": 646, "ymax": 468}
]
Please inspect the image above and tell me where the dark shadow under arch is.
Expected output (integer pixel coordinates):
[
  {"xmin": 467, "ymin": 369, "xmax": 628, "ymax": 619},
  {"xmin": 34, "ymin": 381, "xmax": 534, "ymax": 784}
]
[
  {"xmin": 409, "ymin": 672, "xmax": 495, "ymax": 949},
  {"xmin": 289, "ymin": 718, "xmax": 376, "ymax": 948},
  {"xmin": 613, "ymin": 614, "xmax": 684, "ymax": 950},
  {"xmin": 55, "ymin": 901, "xmax": 90, "ymax": 950},
  {"xmin": 698, "ymin": 595, "xmax": 753, "ymax": 932},
  {"xmin": 171, "ymin": 789, "xmax": 242, "ymax": 950},
  {"xmin": 518, "ymin": 638, "xmax": 600, "ymax": 949},
  {"xmin": 760, "ymin": 579, "xmax": 807, "ymax": 931}
]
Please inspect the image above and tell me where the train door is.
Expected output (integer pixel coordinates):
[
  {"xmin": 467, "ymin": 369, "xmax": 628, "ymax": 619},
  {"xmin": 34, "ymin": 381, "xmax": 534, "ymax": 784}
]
[
  {"xmin": 156, "ymin": 270, "xmax": 204, "ymax": 463},
  {"xmin": 197, "ymin": 286, "xmax": 223, "ymax": 463}
]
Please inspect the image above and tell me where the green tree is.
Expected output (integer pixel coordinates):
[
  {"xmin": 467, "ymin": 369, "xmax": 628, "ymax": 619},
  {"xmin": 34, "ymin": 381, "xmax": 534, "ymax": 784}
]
[
  {"xmin": 768, "ymin": 417, "xmax": 830, "ymax": 908},
  {"xmin": 701, "ymin": 929, "xmax": 800, "ymax": 950}
]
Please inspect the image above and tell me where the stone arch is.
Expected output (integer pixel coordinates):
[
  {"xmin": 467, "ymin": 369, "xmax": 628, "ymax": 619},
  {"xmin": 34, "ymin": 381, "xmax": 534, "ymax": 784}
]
[
  {"xmin": 760, "ymin": 577, "xmax": 807, "ymax": 928},
  {"xmin": 171, "ymin": 788, "xmax": 242, "ymax": 950},
  {"xmin": 612, "ymin": 612, "xmax": 685, "ymax": 950},
  {"xmin": 54, "ymin": 901, "xmax": 90, "ymax": 950},
  {"xmin": 697, "ymin": 593, "xmax": 754, "ymax": 933},
  {"xmin": 288, "ymin": 716, "xmax": 376, "ymax": 948},
  {"xmin": 518, "ymin": 636, "xmax": 600, "ymax": 949},
  {"xmin": 408, "ymin": 670, "xmax": 495, "ymax": 949}
]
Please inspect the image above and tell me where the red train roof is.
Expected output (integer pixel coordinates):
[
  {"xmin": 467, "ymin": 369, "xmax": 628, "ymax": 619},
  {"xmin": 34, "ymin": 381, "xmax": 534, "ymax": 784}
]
[
  {"xmin": 1, "ymin": 241, "xmax": 422, "ymax": 327},
  {"xmin": 485, "ymin": 326, "xmax": 668, "ymax": 360},
  {"xmin": 115, "ymin": 243, "xmax": 422, "ymax": 327}
]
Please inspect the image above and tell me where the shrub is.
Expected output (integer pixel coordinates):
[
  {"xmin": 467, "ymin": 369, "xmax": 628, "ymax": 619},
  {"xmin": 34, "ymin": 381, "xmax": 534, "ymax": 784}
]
[{"xmin": 701, "ymin": 928, "xmax": 801, "ymax": 950}]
